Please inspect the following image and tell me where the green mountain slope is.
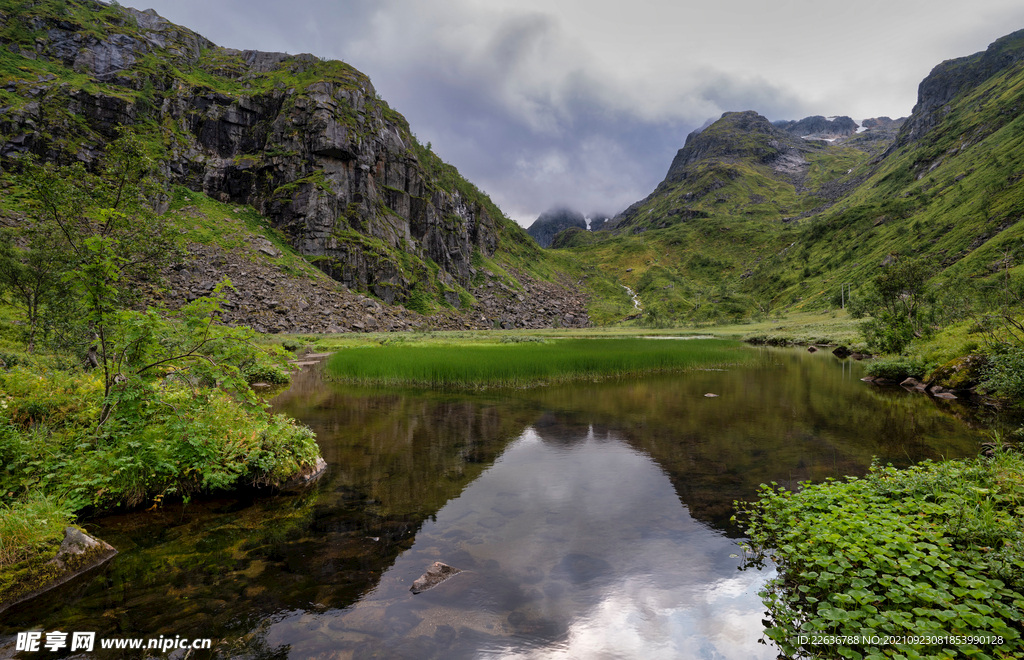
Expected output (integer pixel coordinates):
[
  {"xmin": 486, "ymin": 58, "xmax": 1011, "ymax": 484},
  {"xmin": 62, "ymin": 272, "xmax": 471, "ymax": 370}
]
[
  {"xmin": 555, "ymin": 29, "xmax": 1024, "ymax": 326},
  {"xmin": 0, "ymin": 0, "xmax": 601, "ymax": 330}
]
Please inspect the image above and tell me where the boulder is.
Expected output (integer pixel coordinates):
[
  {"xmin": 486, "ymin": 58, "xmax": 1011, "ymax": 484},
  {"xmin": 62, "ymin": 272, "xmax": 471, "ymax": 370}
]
[
  {"xmin": 410, "ymin": 561, "xmax": 463, "ymax": 594},
  {"xmin": 0, "ymin": 527, "xmax": 117, "ymax": 614},
  {"xmin": 927, "ymin": 354, "xmax": 988, "ymax": 392}
]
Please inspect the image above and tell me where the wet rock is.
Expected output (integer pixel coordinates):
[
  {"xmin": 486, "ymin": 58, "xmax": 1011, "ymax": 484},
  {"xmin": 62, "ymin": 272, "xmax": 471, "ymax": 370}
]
[
  {"xmin": 0, "ymin": 527, "xmax": 117, "ymax": 614},
  {"xmin": 832, "ymin": 346, "xmax": 851, "ymax": 358},
  {"xmin": 410, "ymin": 561, "xmax": 463, "ymax": 594},
  {"xmin": 900, "ymin": 377, "xmax": 928, "ymax": 393},
  {"xmin": 807, "ymin": 345, "xmax": 818, "ymax": 353},
  {"xmin": 280, "ymin": 456, "xmax": 327, "ymax": 491}
]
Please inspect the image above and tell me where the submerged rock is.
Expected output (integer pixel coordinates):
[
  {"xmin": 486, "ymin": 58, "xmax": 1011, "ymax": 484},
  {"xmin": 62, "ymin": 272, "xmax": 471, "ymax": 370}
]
[{"xmin": 410, "ymin": 561, "xmax": 463, "ymax": 594}]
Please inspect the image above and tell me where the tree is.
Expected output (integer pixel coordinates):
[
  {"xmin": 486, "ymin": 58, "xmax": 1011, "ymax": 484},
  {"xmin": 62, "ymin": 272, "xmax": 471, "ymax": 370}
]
[
  {"xmin": 849, "ymin": 258, "xmax": 935, "ymax": 354},
  {"xmin": 0, "ymin": 221, "xmax": 67, "ymax": 351},
  {"xmin": 15, "ymin": 128, "xmax": 183, "ymax": 418}
]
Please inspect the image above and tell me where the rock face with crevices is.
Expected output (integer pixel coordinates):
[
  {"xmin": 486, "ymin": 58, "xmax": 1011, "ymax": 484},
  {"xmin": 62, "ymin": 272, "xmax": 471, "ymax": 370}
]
[{"xmin": 0, "ymin": 0, "xmax": 559, "ymax": 318}]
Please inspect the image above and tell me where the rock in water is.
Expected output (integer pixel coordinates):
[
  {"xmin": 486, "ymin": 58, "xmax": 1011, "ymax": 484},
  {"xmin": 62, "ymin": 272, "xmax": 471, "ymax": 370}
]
[{"xmin": 410, "ymin": 561, "xmax": 463, "ymax": 594}]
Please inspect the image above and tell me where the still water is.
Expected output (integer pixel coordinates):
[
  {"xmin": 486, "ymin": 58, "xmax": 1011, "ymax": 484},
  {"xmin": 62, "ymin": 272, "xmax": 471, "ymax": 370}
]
[{"xmin": 0, "ymin": 347, "xmax": 995, "ymax": 659}]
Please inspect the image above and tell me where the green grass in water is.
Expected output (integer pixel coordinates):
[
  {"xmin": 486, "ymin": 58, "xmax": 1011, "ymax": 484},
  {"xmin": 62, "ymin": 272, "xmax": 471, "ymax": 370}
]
[{"xmin": 325, "ymin": 337, "xmax": 755, "ymax": 388}]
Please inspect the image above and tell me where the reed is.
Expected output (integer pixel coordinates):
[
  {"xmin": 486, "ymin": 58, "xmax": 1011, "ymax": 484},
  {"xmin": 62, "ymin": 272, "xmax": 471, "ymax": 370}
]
[{"xmin": 325, "ymin": 337, "xmax": 754, "ymax": 388}]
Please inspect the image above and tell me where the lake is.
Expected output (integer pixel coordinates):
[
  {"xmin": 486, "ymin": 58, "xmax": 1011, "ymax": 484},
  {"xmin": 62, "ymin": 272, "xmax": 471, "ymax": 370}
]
[{"xmin": 0, "ymin": 346, "xmax": 995, "ymax": 659}]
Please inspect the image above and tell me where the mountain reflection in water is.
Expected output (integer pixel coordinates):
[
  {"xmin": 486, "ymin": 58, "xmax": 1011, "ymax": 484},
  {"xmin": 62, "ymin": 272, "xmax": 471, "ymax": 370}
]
[
  {"xmin": 0, "ymin": 348, "xmax": 993, "ymax": 659},
  {"xmin": 260, "ymin": 426, "xmax": 775, "ymax": 659}
]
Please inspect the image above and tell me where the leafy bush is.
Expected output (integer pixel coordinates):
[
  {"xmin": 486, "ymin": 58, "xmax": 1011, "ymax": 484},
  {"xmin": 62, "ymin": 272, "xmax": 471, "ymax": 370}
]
[
  {"xmin": 243, "ymin": 363, "xmax": 291, "ymax": 385},
  {"xmin": 864, "ymin": 356, "xmax": 928, "ymax": 381},
  {"xmin": 0, "ymin": 378, "xmax": 319, "ymax": 510},
  {"xmin": 737, "ymin": 456, "xmax": 1024, "ymax": 659},
  {"xmin": 980, "ymin": 345, "xmax": 1024, "ymax": 401}
]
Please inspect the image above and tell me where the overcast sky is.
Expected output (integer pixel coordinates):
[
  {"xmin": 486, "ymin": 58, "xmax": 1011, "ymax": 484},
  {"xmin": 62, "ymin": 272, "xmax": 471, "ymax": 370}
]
[{"xmin": 136, "ymin": 0, "xmax": 1024, "ymax": 226}]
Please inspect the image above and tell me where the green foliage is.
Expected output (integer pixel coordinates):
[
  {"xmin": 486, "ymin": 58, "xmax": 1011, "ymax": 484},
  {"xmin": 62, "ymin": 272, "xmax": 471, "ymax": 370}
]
[
  {"xmin": 980, "ymin": 346, "xmax": 1024, "ymax": 401},
  {"xmin": 737, "ymin": 455, "xmax": 1024, "ymax": 659},
  {"xmin": 403, "ymin": 285, "xmax": 433, "ymax": 316},
  {"xmin": 0, "ymin": 319, "xmax": 318, "ymax": 510},
  {"xmin": 864, "ymin": 356, "xmax": 929, "ymax": 381},
  {"xmin": 243, "ymin": 362, "xmax": 291, "ymax": 385},
  {"xmin": 851, "ymin": 259, "xmax": 937, "ymax": 354},
  {"xmin": 0, "ymin": 493, "xmax": 73, "ymax": 569}
]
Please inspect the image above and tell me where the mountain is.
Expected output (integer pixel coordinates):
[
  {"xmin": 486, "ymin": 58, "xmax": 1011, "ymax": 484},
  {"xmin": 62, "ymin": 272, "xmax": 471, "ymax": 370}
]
[
  {"xmin": 773, "ymin": 115, "xmax": 859, "ymax": 141},
  {"xmin": 553, "ymin": 28, "xmax": 1024, "ymax": 326},
  {"xmin": 0, "ymin": 0, "xmax": 601, "ymax": 329},
  {"xmin": 527, "ymin": 207, "xmax": 587, "ymax": 248}
]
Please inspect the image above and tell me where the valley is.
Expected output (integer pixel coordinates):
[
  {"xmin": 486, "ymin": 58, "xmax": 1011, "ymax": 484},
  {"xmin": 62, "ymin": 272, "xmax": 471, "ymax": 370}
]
[{"xmin": 3, "ymin": 2, "xmax": 1024, "ymax": 658}]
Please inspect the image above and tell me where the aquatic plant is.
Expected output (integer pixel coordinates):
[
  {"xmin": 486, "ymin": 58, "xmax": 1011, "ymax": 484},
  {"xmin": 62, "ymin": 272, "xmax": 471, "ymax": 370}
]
[{"xmin": 326, "ymin": 337, "xmax": 754, "ymax": 388}]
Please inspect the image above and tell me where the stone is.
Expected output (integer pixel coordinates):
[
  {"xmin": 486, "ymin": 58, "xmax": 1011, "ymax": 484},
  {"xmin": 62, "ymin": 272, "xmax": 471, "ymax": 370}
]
[
  {"xmin": 410, "ymin": 561, "xmax": 463, "ymax": 594},
  {"xmin": 0, "ymin": 527, "xmax": 117, "ymax": 615},
  {"xmin": 928, "ymin": 354, "xmax": 987, "ymax": 391},
  {"xmin": 807, "ymin": 345, "xmax": 818, "ymax": 353},
  {"xmin": 281, "ymin": 456, "xmax": 328, "ymax": 490}
]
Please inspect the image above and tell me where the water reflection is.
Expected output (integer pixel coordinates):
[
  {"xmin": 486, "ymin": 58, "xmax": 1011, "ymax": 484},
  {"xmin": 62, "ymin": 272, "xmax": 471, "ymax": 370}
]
[
  {"xmin": 0, "ymin": 348, "xmax": 996, "ymax": 659},
  {"xmin": 261, "ymin": 427, "xmax": 775, "ymax": 660}
]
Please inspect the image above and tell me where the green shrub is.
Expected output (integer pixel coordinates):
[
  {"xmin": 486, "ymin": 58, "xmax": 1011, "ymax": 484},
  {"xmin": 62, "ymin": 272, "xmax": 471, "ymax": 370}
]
[
  {"xmin": 980, "ymin": 345, "xmax": 1024, "ymax": 401},
  {"xmin": 243, "ymin": 363, "xmax": 290, "ymax": 385},
  {"xmin": 864, "ymin": 355, "xmax": 927, "ymax": 381}
]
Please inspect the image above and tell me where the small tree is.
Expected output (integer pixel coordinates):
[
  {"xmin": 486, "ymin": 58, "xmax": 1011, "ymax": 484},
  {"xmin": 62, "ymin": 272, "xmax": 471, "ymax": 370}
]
[
  {"xmin": 16, "ymin": 128, "xmax": 183, "ymax": 416},
  {"xmin": 849, "ymin": 258, "xmax": 935, "ymax": 354},
  {"xmin": 0, "ymin": 221, "xmax": 68, "ymax": 351}
]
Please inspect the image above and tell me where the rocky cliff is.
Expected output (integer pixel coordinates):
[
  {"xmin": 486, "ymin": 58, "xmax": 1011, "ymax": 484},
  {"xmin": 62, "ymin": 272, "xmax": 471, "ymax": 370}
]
[
  {"xmin": 527, "ymin": 207, "xmax": 587, "ymax": 248},
  {"xmin": 0, "ymin": 0, "xmax": 589, "ymax": 327},
  {"xmin": 772, "ymin": 115, "xmax": 858, "ymax": 140},
  {"xmin": 891, "ymin": 28, "xmax": 1024, "ymax": 149}
]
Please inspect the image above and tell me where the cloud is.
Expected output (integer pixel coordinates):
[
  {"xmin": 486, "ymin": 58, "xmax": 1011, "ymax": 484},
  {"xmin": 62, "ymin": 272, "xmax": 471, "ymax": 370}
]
[{"xmin": 138, "ymin": 0, "xmax": 1024, "ymax": 225}]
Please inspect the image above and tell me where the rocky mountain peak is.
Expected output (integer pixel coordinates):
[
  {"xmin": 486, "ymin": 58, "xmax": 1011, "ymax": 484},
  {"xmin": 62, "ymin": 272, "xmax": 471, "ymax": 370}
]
[
  {"xmin": 772, "ymin": 115, "xmax": 859, "ymax": 141},
  {"xmin": 527, "ymin": 207, "xmax": 587, "ymax": 248},
  {"xmin": 0, "ymin": 0, "xmax": 534, "ymax": 309},
  {"xmin": 894, "ymin": 28, "xmax": 1024, "ymax": 147},
  {"xmin": 664, "ymin": 111, "xmax": 806, "ymax": 183}
]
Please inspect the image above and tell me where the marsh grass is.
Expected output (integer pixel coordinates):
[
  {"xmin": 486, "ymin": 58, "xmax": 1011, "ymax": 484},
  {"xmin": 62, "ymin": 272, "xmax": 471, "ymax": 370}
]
[
  {"xmin": 0, "ymin": 493, "xmax": 72, "ymax": 569},
  {"xmin": 326, "ymin": 337, "xmax": 755, "ymax": 388}
]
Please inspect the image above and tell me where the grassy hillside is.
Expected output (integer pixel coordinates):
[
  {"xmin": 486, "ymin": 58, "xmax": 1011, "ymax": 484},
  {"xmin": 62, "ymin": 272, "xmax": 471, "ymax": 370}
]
[{"xmin": 551, "ymin": 38, "xmax": 1024, "ymax": 328}]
